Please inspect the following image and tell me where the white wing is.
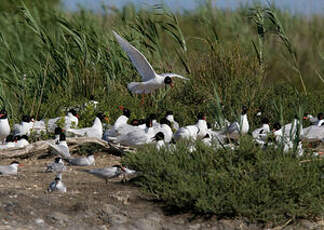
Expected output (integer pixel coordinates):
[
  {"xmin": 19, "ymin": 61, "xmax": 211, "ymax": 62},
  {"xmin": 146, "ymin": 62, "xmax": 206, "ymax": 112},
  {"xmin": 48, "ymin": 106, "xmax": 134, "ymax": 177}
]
[
  {"xmin": 49, "ymin": 143, "xmax": 71, "ymax": 159},
  {"xmin": 87, "ymin": 167, "xmax": 120, "ymax": 178},
  {"xmin": 161, "ymin": 73, "xmax": 190, "ymax": 81},
  {"xmin": 13, "ymin": 123, "xmax": 22, "ymax": 136},
  {"xmin": 113, "ymin": 31, "xmax": 156, "ymax": 82},
  {"xmin": 69, "ymin": 157, "xmax": 89, "ymax": 166},
  {"xmin": 67, "ymin": 128, "xmax": 88, "ymax": 137}
]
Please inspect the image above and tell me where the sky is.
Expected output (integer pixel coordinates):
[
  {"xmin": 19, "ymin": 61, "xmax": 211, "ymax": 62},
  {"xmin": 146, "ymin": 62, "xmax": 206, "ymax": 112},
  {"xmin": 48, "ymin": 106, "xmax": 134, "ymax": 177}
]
[{"xmin": 62, "ymin": 0, "xmax": 324, "ymax": 15}]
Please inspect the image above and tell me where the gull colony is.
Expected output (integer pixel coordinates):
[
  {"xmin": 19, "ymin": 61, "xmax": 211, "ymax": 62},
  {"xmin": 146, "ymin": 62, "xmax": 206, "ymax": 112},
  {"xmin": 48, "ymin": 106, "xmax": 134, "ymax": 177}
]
[{"xmin": 0, "ymin": 31, "xmax": 323, "ymax": 192}]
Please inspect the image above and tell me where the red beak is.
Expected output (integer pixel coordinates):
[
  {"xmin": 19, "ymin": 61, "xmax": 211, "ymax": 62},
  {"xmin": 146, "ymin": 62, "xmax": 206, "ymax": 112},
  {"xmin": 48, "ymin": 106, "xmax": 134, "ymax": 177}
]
[
  {"xmin": 19, "ymin": 164, "xmax": 24, "ymax": 167},
  {"xmin": 76, "ymin": 114, "xmax": 80, "ymax": 119},
  {"xmin": 0, "ymin": 114, "xmax": 4, "ymax": 118},
  {"xmin": 303, "ymin": 116, "xmax": 308, "ymax": 120}
]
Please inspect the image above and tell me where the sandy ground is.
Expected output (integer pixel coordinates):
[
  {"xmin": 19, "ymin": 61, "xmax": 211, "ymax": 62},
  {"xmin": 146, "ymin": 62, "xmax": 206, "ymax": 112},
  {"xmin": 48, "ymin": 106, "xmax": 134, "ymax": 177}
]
[{"xmin": 0, "ymin": 151, "xmax": 150, "ymax": 229}]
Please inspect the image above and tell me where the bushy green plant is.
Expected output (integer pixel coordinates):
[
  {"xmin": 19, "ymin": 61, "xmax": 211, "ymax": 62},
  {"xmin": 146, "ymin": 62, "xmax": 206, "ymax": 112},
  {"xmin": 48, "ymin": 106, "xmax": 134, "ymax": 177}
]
[{"xmin": 123, "ymin": 137, "xmax": 324, "ymax": 225}]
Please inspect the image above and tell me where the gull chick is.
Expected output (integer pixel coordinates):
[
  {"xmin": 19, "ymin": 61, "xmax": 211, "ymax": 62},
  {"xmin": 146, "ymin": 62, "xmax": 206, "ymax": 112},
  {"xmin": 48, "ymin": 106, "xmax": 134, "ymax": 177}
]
[
  {"xmin": 48, "ymin": 174, "xmax": 67, "ymax": 193},
  {"xmin": 46, "ymin": 157, "xmax": 66, "ymax": 173}
]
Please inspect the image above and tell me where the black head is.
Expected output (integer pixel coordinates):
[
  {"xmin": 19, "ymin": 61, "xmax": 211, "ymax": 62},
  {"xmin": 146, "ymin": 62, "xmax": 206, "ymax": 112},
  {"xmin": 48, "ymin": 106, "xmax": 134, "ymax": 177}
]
[
  {"xmin": 22, "ymin": 115, "xmax": 31, "ymax": 122},
  {"xmin": 112, "ymin": 164, "xmax": 122, "ymax": 169},
  {"xmin": 90, "ymin": 95, "xmax": 95, "ymax": 100},
  {"xmin": 145, "ymin": 118, "xmax": 153, "ymax": 128},
  {"xmin": 197, "ymin": 112, "xmax": 206, "ymax": 120},
  {"xmin": 96, "ymin": 112, "xmax": 105, "ymax": 121},
  {"xmin": 154, "ymin": 132, "xmax": 165, "ymax": 141},
  {"xmin": 242, "ymin": 106, "xmax": 248, "ymax": 115},
  {"xmin": 273, "ymin": 122, "xmax": 281, "ymax": 131},
  {"xmin": 261, "ymin": 117, "xmax": 269, "ymax": 124},
  {"xmin": 10, "ymin": 161, "xmax": 20, "ymax": 165},
  {"xmin": 166, "ymin": 111, "xmax": 173, "ymax": 116},
  {"xmin": 203, "ymin": 133, "xmax": 210, "ymax": 139},
  {"xmin": 164, "ymin": 76, "xmax": 172, "ymax": 85},
  {"xmin": 30, "ymin": 115, "xmax": 35, "ymax": 122},
  {"xmin": 160, "ymin": 118, "xmax": 171, "ymax": 127},
  {"xmin": 55, "ymin": 177, "xmax": 61, "ymax": 181},
  {"xmin": 207, "ymin": 122, "xmax": 211, "ymax": 129},
  {"xmin": 123, "ymin": 108, "xmax": 131, "ymax": 118},
  {"xmin": 171, "ymin": 138, "xmax": 176, "ymax": 144},
  {"xmin": 6, "ymin": 135, "xmax": 14, "ymax": 142},
  {"xmin": 317, "ymin": 112, "xmax": 324, "ymax": 120},
  {"xmin": 59, "ymin": 133, "xmax": 66, "ymax": 141},
  {"xmin": 149, "ymin": 113, "xmax": 157, "ymax": 121},
  {"xmin": 138, "ymin": 119, "xmax": 146, "ymax": 125},
  {"xmin": 54, "ymin": 127, "xmax": 63, "ymax": 135},
  {"xmin": 54, "ymin": 157, "xmax": 61, "ymax": 163},
  {"xmin": 130, "ymin": 119, "xmax": 139, "ymax": 126},
  {"xmin": 68, "ymin": 109, "xmax": 78, "ymax": 117},
  {"xmin": 0, "ymin": 109, "xmax": 7, "ymax": 119},
  {"xmin": 20, "ymin": 135, "xmax": 28, "ymax": 141}
]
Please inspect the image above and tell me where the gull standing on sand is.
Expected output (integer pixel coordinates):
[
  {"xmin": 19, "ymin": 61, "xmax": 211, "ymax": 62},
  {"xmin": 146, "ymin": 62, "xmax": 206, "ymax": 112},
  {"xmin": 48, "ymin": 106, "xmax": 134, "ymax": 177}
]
[
  {"xmin": 82, "ymin": 165, "xmax": 127, "ymax": 184},
  {"xmin": 112, "ymin": 31, "xmax": 189, "ymax": 94}
]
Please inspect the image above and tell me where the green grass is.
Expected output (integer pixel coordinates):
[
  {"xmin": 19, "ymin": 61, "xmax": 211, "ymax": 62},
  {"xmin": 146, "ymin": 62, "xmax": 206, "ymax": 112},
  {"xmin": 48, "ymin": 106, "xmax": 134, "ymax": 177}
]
[{"xmin": 0, "ymin": 1, "xmax": 323, "ymax": 126}]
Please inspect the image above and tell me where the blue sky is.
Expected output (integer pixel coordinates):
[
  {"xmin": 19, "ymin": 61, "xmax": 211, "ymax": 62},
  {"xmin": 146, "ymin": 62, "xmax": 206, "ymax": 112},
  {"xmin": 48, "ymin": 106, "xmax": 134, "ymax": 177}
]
[{"xmin": 62, "ymin": 0, "xmax": 324, "ymax": 15}]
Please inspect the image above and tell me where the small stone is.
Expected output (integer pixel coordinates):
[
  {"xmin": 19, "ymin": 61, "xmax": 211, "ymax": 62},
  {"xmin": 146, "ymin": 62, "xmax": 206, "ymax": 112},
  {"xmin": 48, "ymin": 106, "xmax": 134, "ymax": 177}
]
[
  {"xmin": 216, "ymin": 219, "xmax": 237, "ymax": 230},
  {"xmin": 133, "ymin": 217, "xmax": 162, "ymax": 230},
  {"xmin": 98, "ymin": 225, "xmax": 108, "ymax": 230},
  {"xmin": 47, "ymin": 212, "xmax": 70, "ymax": 226},
  {"xmin": 35, "ymin": 218, "xmax": 45, "ymax": 225},
  {"xmin": 102, "ymin": 204, "xmax": 119, "ymax": 215},
  {"xmin": 173, "ymin": 217, "xmax": 185, "ymax": 225},
  {"xmin": 109, "ymin": 214, "xmax": 128, "ymax": 225},
  {"xmin": 299, "ymin": 219, "xmax": 316, "ymax": 229},
  {"xmin": 188, "ymin": 223, "xmax": 201, "ymax": 230},
  {"xmin": 109, "ymin": 191, "xmax": 131, "ymax": 205},
  {"xmin": 109, "ymin": 223, "xmax": 132, "ymax": 230}
]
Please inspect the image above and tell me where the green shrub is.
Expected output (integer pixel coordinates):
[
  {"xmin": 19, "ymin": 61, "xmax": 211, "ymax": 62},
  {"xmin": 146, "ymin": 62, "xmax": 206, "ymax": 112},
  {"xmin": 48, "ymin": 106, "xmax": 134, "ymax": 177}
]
[{"xmin": 123, "ymin": 136, "xmax": 324, "ymax": 225}]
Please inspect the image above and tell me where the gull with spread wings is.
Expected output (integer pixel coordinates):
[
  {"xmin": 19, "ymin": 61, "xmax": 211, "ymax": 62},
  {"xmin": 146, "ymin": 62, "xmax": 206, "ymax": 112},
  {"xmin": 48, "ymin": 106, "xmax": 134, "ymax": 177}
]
[{"xmin": 112, "ymin": 31, "xmax": 189, "ymax": 94}]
